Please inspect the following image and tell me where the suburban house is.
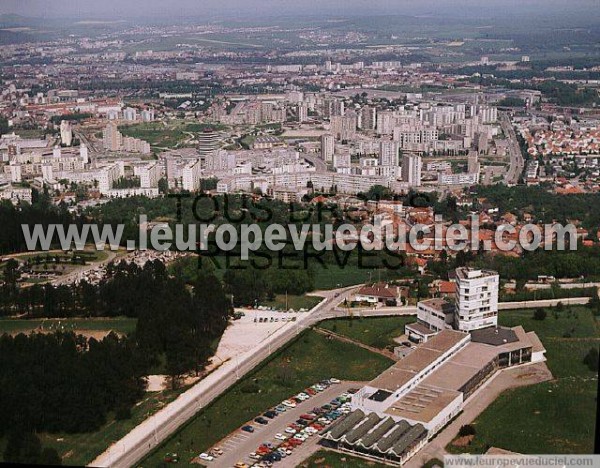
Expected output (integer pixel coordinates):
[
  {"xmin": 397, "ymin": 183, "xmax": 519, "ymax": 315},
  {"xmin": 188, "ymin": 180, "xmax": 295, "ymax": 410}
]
[{"xmin": 355, "ymin": 283, "xmax": 401, "ymax": 305}]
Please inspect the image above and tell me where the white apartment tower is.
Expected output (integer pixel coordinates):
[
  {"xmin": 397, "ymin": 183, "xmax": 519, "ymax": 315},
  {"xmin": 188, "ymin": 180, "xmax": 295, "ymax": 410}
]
[
  {"xmin": 138, "ymin": 163, "xmax": 161, "ymax": 188},
  {"xmin": 60, "ymin": 120, "xmax": 73, "ymax": 146},
  {"xmin": 321, "ymin": 134, "xmax": 335, "ymax": 163},
  {"xmin": 80, "ymin": 144, "xmax": 89, "ymax": 164},
  {"xmin": 9, "ymin": 163, "xmax": 22, "ymax": 183},
  {"xmin": 379, "ymin": 139, "xmax": 399, "ymax": 167},
  {"xmin": 103, "ymin": 122, "xmax": 122, "ymax": 151},
  {"xmin": 401, "ymin": 153, "xmax": 422, "ymax": 187},
  {"xmin": 454, "ymin": 268, "xmax": 499, "ymax": 331},
  {"xmin": 41, "ymin": 163, "xmax": 54, "ymax": 182},
  {"xmin": 182, "ymin": 160, "xmax": 202, "ymax": 191},
  {"xmin": 97, "ymin": 163, "xmax": 122, "ymax": 193}
]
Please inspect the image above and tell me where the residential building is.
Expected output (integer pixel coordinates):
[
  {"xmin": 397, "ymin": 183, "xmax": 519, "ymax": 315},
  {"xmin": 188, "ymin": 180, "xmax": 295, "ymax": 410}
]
[{"xmin": 401, "ymin": 153, "xmax": 422, "ymax": 186}]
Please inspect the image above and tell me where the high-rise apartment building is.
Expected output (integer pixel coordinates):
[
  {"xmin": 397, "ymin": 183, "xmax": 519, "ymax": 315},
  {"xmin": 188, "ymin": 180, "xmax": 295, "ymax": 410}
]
[
  {"xmin": 401, "ymin": 153, "xmax": 422, "ymax": 186},
  {"xmin": 454, "ymin": 268, "xmax": 499, "ymax": 331},
  {"xmin": 320, "ymin": 133, "xmax": 335, "ymax": 163}
]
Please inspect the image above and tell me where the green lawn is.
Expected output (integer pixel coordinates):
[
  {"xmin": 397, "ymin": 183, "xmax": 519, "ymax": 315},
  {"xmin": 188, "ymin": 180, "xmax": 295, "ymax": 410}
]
[
  {"xmin": 0, "ymin": 317, "xmax": 138, "ymax": 336},
  {"xmin": 300, "ymin": 449, "xmax": 390, "ymax": 468},
  {"xmin": 119, "ymin": 121, "xmax": 225, "ymax": 149},
  {"xmin": 448, "ymin": 306, "xmax": 599, "ymax": 454},
  {"xmin": 320, "ymin": 316, "xmax": 416, "ymax": 349},
  {"xmin": 263, "ymin": 294, "xmax": 322, "ymax": 311},
  {"xmin": 141, "ymin": 330, "xmax": 393, "ymax": 466}
]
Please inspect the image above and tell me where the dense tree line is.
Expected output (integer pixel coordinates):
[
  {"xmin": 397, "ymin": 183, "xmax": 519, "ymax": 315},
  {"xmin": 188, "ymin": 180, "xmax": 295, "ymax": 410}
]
[
  {"xmin": 0, "ymin": 259, "xmax": 233, "ymax": 459},
  {"xmin": 223, "ymin": 264, "xmax": 315, "ymax": 306},
  {"xmin": 1, "ymin": 259, "xmax": 232, "ymax": 381},
  {"xmin": 474, "ymin": 185, "xmax": 600, "ymax": 229},
  {"xmin": 0, "ymin": 194, "xmax": 78, "ymax": 255},
  {"xmin": 474, "ymin": 248, "xmax": 600, "ymax": 282},
  {"xmin": 0, "ymin": 332, "xmax": 147, "ymax": 434}
]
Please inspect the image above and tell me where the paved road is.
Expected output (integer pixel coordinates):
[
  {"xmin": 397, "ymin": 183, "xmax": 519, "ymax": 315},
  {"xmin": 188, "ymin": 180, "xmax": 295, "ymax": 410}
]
[
  {"xmin": 91, "ymin": 286, "xmax": 358, "ymax": 468},
  {"xmin": 500, "ymin": 112, "xmax": 524, "ymax": 185},
  {"xmin": 302, "ymin": 154, "xmax": 328, "ymax": 172},
  {"xmin": 210, "ymin": 382, "xmax": 360, "ymax": 468},
  {"xmin": 497, "ymin": 297, "xmax": 590, "ymax": 309}
]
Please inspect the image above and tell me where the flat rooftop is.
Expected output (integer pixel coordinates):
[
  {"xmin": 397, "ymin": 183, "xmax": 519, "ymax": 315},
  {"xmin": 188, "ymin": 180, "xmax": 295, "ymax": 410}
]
[
  {"xmin": 368, "ymin": 330, "xmax": 468, "ymax": 393},
  {"xmin": 418, "ymin": 298, "xmax": 455, "ymax": 315},
  {"xmin": 455, "ymin": 267, "xmax": 498, "ymax": 281},
  {"xmin": 385, "ymin": 385, "xmax": 461, "ymax": 423}
]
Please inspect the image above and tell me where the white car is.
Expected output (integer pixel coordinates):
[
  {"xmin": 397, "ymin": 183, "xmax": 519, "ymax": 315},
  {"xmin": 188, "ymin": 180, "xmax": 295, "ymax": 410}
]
[
  {"xmin": 285, "ymin": 427, "xmax": 297, "ymax": 434},
  {"xmin": 199, "ymin": 453, "xmax": 214, "ymax": 461},
  {"xmin": 296, "ymin": 393, "xmax": 309, "ymax": 400},
  {"xmin": 330, "ymin": 378, "xmax": 341, "ymax": 384},
  {"xmin": 249, "ymin": 453, "xmax": 261, "ymax": 460},
  {"xmin": 282, "ymin": 400, "xmax": 296, "ymax": 408},
  {"xmin": 274, "ymin": 433, "xmax": 288, "ymax": 441}
]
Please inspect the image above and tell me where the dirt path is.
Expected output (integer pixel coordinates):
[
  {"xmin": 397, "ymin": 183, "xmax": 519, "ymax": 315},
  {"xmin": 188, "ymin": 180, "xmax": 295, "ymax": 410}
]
[{"xmin": 313, "ymin": 327, "xmax": 398, "ymax": 361}]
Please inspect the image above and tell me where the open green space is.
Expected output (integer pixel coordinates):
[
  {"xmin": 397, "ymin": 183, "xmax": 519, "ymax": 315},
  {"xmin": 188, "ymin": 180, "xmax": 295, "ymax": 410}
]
[
  {"xmin": 262, "ymin": 294, "xmax": 322, "ymax": 311},
  {"xmin": 312, "ymin": 265, "xmax": 407, "ymax": 290},
  {"xmin": 141, "ymin": 330, "xmax": 393, "ymax": 466},
  {"xmin": 320, "ymin": 316, "xmax": 416, "ymax": 349},
  {"xmin": 119, "ymin": 121, "xmax": 226, "ymax": 150},
  {"xmin": 300, "ymin": 449, "xmax": 390, "ymax": 468},
  {"xmin": 448, "ymin": 306, "xmax": 599, "ymax": 454},
  {"xmin": 0, "ymin": 317, "xmax": 138, "ymax": 336}
]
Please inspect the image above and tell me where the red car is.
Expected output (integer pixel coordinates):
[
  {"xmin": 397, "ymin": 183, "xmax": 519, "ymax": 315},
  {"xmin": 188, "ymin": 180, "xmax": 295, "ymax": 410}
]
[{"xmin": 300, "ymin": 414, "xmax": 315, "ymax": 420}]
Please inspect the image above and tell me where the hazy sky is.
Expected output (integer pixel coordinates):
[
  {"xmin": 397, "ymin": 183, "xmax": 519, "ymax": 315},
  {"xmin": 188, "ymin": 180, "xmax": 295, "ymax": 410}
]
[{"xmin": 2, "ymin": 0, "xmax": 598, "ymax": 20}]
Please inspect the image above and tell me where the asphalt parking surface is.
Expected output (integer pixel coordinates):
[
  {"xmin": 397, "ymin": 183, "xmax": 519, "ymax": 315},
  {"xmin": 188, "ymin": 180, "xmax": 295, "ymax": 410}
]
[{"xmin": 203, "ymin": 381, "xmax": 361, "ymax": 468}]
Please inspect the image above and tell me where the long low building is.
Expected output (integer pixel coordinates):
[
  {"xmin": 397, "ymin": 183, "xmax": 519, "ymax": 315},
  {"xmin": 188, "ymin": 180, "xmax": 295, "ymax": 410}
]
[{"xmin": 320, "ymin": 327, "xmax": 546, "ymax": 465}]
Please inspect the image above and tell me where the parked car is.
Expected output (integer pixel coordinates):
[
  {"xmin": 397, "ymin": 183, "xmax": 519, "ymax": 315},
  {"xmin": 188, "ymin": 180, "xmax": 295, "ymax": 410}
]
[
  {"xmin": 241, "ymin": 425, "xmax": 255, "ymax": 433},
  {"xmin": 254, "ymin": 417, "xmax": 269, "ymax": 425},
  {"xmin": 163, "ymin": 452, "xmax": 179, "ymax": 463},
  {"xmin": 199, "ymin": 453, "xmax": 214, "ymax": 462}
]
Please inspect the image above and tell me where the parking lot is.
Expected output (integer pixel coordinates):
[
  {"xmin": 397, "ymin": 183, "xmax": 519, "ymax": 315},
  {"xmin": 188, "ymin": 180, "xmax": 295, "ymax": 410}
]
[
  {"xmin": 198, "ymin": 381, "xmax": 361, "ymax": 468},
  {"xmin": 211, "ymin": 310, "xmax": 305, "ymax": 367}
]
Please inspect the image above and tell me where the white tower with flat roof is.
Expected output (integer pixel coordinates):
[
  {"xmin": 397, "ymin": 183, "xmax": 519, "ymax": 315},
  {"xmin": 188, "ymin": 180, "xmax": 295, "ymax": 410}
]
[{"xmin": 455, "ymin": 267, "xmax": 499, "ymax": 331}]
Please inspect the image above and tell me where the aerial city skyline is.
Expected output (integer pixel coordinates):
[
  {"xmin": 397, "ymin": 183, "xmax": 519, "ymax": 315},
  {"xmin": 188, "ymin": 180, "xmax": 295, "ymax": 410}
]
[{"xmin": 0, "ymin": 2, "xmax": 598, "ymax": 467}]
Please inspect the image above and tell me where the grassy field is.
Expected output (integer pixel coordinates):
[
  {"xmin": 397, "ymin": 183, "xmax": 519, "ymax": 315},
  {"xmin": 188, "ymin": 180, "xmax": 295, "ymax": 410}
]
[
  {"xmin": 0, "ymin": 317, "xmax": 137, "ymax": 336},
  {"xmin": 300, "ymin": 449, "xmax": 390, "ymax": 468},
  {"xmin": 119, "ymin": 121, "xmax": 225, "ymax": 150},
  {"xmin": 320, "ymin": 316, "xmax": 416, "ymax": 349},
  {"xmin": 263, "ymin": 294, "xmax": 322, "ymax": 311},
  {"xmin": 141, "ymin": 330, "xmax": 393, "ymax": 466},
  {"xmin": 312, "ymin": 265, "xmax": 409, "ymax": 289},
  {"xmin": 448, "ymin": 306, "xmax": 599, "ymax": 454}
]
